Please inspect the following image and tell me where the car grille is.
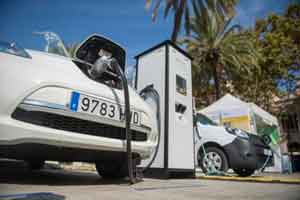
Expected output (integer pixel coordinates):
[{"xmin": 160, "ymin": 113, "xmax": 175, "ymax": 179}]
[
  {"xmin": 249, "ymin": 134, "xmax": 269, "ymax": 148},
  {"xmin": 12, "ymin": 108, "xmax": 147, "ymax": 142},
  {"xmin": 249, "ymin": 134, "xmax": 273, "ymax": 162}
]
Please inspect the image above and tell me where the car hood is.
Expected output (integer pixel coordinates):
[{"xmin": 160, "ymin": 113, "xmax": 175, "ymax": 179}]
[
  {"xmin": 2, "ymin": 49, "xmax": 152, "ymax": 115},
  {"xmin": 197, "ymin": 123, "xmax": 234, "ymax": 137}
]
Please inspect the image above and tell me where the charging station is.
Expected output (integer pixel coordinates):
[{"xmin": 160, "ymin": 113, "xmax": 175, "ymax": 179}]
[{"xmin": 135, "ymin": 41, "xmax": 195, "ymax": 178}]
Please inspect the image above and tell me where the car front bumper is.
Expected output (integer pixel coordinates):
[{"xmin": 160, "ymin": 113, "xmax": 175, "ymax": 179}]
[
  {"xmin": 223, "ymin": 136, "xmax": 273, "ymax": 170},
  {"xmin": 0, "ymin": 112, "xmax": 156, "ymax": 161}
]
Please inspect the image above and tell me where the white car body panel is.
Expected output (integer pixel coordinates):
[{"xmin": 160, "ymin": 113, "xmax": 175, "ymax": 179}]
[
  {"xmin": 194, "ymin": 122, "xmax": 236, "ymax": 165},
  {"xmin": 195, "ymin": 122, "xmax": 236, "ymax": 146}
]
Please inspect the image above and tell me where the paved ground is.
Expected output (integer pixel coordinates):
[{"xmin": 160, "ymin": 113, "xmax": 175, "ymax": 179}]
[{"xmin": 0, "ymin": 160, "xmax": 300, "ymax": 200}]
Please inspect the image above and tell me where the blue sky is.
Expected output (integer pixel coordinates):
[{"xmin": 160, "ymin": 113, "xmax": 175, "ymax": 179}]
[{"xmin": 0, "ymin": 0, "xmax": 295, "ymax": 67}]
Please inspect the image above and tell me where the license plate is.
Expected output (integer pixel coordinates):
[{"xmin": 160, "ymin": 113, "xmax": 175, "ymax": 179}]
[
  {"xmin": 263, "ymin": 149, "xmax": 272, "ymax": 156},
  {"xmin": 69, "ymin": 91, "xmax": 140, "ymax": 126}
]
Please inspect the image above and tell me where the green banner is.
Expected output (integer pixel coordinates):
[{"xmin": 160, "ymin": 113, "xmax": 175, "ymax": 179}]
[{"xmin": 258, "ymin": 125, "xmax": 280, "ymax": 145}]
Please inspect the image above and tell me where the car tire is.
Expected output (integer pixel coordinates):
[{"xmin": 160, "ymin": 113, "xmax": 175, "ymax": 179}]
[
  {"xmin": 198, "ymin": 146, "xmax": 229, "ymax": 173},
  {"xmin": 95, "ymin": 161, "xmax": 128, "ymax": 179},
  {"xmin": 27, "ymin": 160, "xmax": 45, "ymax": 170},
  {"xmin": 234, "ymin": 168, "xmax": 255, "ymax": 177}
]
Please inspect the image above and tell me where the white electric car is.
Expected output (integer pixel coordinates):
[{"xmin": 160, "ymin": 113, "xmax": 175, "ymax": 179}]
[
  {"xmin": 0, "ymin": 32, "xmax": 158, "ymax": 178},
  {"xmin": 194, "ymin": 113, "xmax": 273, "ymax": 176}
]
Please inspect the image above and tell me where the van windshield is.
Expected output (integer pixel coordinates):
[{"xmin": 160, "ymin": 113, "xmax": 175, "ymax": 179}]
[{"xmin": 196, "ymin": 113, "xmax": 218, "ymax": 126}]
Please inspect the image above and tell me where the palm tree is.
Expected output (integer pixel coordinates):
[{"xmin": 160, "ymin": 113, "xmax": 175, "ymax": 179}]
[
  {"xmin": 66, "ymin": 43, "xmax": 79, "ymax": 58},
  {"xmin": 182, "ymin": 1, "xmax": 260, "ymax": 100},
  {"xmin": 146, "ymin": 0, "xmax": 238, "ymax": 42}
]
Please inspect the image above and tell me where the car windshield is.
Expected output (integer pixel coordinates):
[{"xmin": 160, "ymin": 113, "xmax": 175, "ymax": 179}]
[
  {"xmin": 34, "ymin": 31, "xmax": 71, "ymax": 58},
  {"xmin": 196, "ymin": 113, "xmax": 218, "ymax": 126}
]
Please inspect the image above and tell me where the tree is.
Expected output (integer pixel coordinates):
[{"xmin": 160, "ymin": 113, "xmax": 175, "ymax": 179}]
[
  {"xmin": 182, "ymin": 1, "xmax": 260, "ymax": 101},
  {"xmin": 146, "ymin": 0, "xmax": 237, "ymax": 41},
  {"xmin": 192, "ymin": 60, "xmax": 215, "ymax": 107},
  {"xmin": 232, "ymin": 3, "xmax": 300, "ymax": 111},
  {"xmin": 66, "ymin": 43, "xmax": 79, "ymax": 58}
]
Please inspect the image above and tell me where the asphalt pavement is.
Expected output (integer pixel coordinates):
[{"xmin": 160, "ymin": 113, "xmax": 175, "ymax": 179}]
[{"xmin": 0, "ymin": 160, "xmax": 299, "ymax": 200}]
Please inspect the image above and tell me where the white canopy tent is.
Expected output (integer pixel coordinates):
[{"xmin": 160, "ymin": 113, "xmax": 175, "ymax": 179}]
[
  {"xmin": 200, "ymin": 94, "xmax": 278, "ymax": 128},
  {"xmin": 199, "ymin": 94, "xmax": 282, "ymax": 172}
]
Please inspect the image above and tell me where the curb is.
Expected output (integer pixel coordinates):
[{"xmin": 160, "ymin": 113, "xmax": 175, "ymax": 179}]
[{"xmin": 197, "ymin": 175, "xmax": 300, "ymax": 184}]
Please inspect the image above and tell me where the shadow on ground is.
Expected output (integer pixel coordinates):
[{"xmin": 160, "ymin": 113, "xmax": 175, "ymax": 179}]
[{"xmin": 0, "ymin": 159, "xmax": 130, "ymax": 186}]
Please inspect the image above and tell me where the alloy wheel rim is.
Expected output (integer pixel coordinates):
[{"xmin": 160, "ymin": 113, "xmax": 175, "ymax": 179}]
[{"xmin": 202, "ymin": 151, "xmax": 222, "ymax": 171}]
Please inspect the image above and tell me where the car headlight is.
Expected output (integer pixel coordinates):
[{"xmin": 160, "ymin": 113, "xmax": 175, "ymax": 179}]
[
  {"xmin": 21, "ymin": 87, "xmax": 70, "ymax": 110},
  {"xmin": 225, "ymin": 127, "xmax": 249, "ymax": 139},
  {"xmin": 0, "ymin": 41, "xmax": 31, "ymax": 59}
]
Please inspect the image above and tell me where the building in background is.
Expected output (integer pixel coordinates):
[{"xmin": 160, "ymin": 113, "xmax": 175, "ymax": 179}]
[{"xmin": 273, "ymin": 80, "xmax": 300, "ymax": 172}]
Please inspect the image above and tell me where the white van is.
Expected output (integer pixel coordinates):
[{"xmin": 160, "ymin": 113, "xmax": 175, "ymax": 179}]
[{"xmin": 194, "ymin": 113, "xmax": 273, "ymax": 176}]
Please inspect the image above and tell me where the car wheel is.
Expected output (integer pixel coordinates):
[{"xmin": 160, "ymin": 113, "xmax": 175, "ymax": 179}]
[
  {"xmin": 27, "ymin": 160, "xmax": 45, "ymax": 170},
  {"xmin": 234, "ymin": 168, "xmax": 255, "ymax": 177},
  {"xmin": 95, "ymin": 161, "xmax": 128, "ymax": 179},
  {"xmin": 198, "ymin": 147, "xmax": 229, "ymax": 173}
]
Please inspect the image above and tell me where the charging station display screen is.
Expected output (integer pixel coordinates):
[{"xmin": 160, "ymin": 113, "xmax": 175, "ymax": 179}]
[{"xmin": 176, "ymin": 75, "xmax": 187, "ymax": 96}]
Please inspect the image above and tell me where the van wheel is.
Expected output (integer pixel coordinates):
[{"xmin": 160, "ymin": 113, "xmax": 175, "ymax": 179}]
[
  {"xmin": 95, "ymin": 162, "xmax": 128, "ymax": 179},
  {"xmin": 234, "ymin": 168, "xmax": 255, "ymax": 177},
  {"xmin": 198, "ymin": 147, "xmax": 228, "ymax": 173},
  {"xmin": 27, "ymin": 160, "xmax": 45, "ymax": 170}
]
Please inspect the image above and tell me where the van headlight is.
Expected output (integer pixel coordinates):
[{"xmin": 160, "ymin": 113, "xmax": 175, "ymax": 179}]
[{"xmin": 226, "ymin": 127, "xmax": 249, "ymax": 139}]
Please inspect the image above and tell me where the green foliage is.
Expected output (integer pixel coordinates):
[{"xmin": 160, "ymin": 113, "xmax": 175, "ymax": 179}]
[
  {"xmin": 182, "ymin": 1, "xmax": 260, "ymax": 103},
  {"xmin": 146, "ymin": 0, "xmax": 237, "ymax": 41},
  {"xmin": 67, "ymin": 43, "xmax": 79, "ymax": 58},
  {"xmin": 232, "ymin": 3, "xmax": 300, "ymax": 111},
  {"xmin": 186, "ymin": 3, "xmax": 300, "ymax": 112}
]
